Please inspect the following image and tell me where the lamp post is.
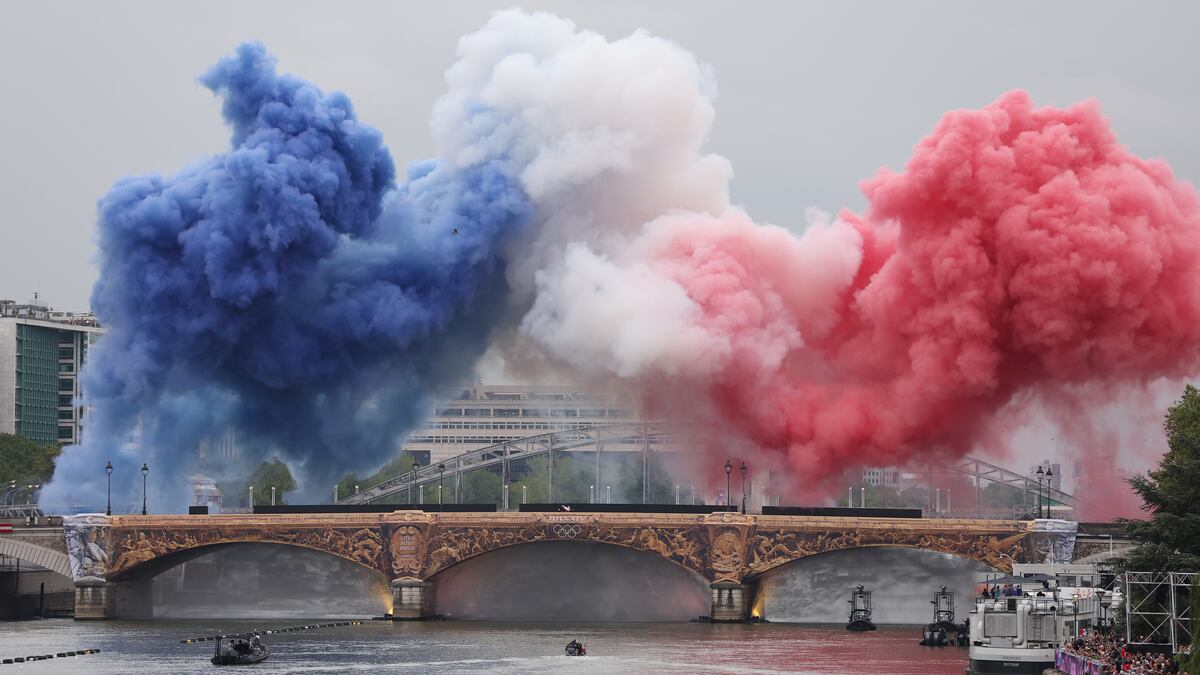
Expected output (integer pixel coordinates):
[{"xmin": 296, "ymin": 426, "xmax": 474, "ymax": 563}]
[
  {"xmin": 522, "ymin": 485, "xmax": 527, "ymax": 505},
  {"xmin": 724, "ymin": 460, "xmax": 732, "ymax": 508},
  {"xmin": 105, "ymin": 461, "xmax": 113, "ymax": 516},
  {"xmin": 1035, "ymin": 465, "xmax": 1045, "ymax": 518},
  {"xmin": 739, "ymin": 462, "xmax": 748, "ymax": 513},
  {"xmin": 355, "ymin": 484, "xmax": 360, "ymax": 495},
  {"xmin": 690, "ymin": 485, "xmax": 695, "ymax": 505},
  {"xmin": 590, "ymin": 485, "xmax": 595, "ymax": 504},
  {"xmin": 249, "ymin": 485, "xmax": 254, "ymax": 509},
  {"xmin": 271, "ymin": 486, "xmax": 276, "ymax": 506},
  {"xmin": 140, "ymin": 463, "xmax": 149, "ymax": 515},
  {"xmin": 438, "ymin": 463, "xmax": 445, "ymax": 506},
  {"xmin": 606, "ymin": 485, "xmax": 610, "ymax": 504},
  {"xmin": 675, "ymin": 485, "xmax": 680, "ymax": 506},
  {"xmin": 1044, "ymin": 466, "xmax": 1054, "ymax": 518},
  {"xmin": 1099, "ymin": 590, "xmax": 1113, "ymax": 631}
]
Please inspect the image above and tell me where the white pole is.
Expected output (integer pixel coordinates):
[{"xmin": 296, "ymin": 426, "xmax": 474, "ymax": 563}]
[
  {"xmin": 947, "ymin": 490, "xmax": 951, "ymax": 513},
  {"xmin": 935, "ymin": 488, "xmax": 941, "ymax": 512},
  {"xmin": 419, "ymin": 484, "xmax": 424, "ymax": 503},
  {"xmin": 333, "ymin": 485, "xmax": 337, "ymax": 503},
  {"xmin": 675, "ymin": 485, "xmax": 680, "ymax": 505},
  {"xmin": 860, "ymin": 487, "xmax": 865, "ymax": 508},
  {"xmin": 606, "ymin": 485, "xmax": 611, "ymax": 504},
  {"xmin": 271, "ymin": 486, "xmax": 276, "ymax": 506},
  {"xmin": 522, "ymin": 485, "xmax": 527, "ymax": 504},
  {"xmin": 590, "ymin": 485, "xmax": 595, "ymax": 504},
  {"xmin": 249, "ymin": 486, "xmax": 253, "ymax": 509},
  {"xmin": 502, "ymin": 484, "xmax": 509, "ymax": 511},
  {"xmin": 690, "ymin": 485, "xmax": 695, "ymax": 505},
  {"xmin": 849, "ymin": 486, "xmax": 853, "ymax": 507}
]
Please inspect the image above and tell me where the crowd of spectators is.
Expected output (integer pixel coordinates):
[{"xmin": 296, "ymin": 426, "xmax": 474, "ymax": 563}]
[{"xmin": 1062, "ymin": 628, "xmax": 1185, "ymax": 674}]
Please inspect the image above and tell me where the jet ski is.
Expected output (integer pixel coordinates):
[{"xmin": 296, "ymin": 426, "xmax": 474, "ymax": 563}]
[{"xmin": 565, "ymin": 640, "xmax": 587, "ymax": 656}]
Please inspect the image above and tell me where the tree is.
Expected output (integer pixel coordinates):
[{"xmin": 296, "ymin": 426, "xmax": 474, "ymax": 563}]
[
  {"xmin": 617, "ymin": 451, "xmax": 674, "ymax": 504},
  {"xmin": 249, "ymin": 459, "xmax": 296, "ymax": 505},
  {"xmin": 0, "ymin": 433, "xmax": 60, "ymax": 487},
  {"xmin": 1120, "ymin": 384, "xmax": 1200, "ymax": 572}
]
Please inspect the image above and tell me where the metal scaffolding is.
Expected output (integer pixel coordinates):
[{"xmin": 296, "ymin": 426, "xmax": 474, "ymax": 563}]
[{"xmin": 1123, "ymin": 571, "xmax": 1195, "ymax": 651}]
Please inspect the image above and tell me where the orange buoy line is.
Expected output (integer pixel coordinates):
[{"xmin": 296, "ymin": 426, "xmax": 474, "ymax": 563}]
[
  {"xmin": 179, "ymin": 620, "xmax": 363, "ymax": 643},
  {"xmin": 1, "ymin": 649, "xmax": 100, "ymax": 665}
]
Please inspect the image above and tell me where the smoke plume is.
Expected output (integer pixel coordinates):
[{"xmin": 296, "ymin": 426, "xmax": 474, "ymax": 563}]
[
  {"xmin": 523, "ymin": 91, "xmax": 1200, "ymax": 504},
  {"xmin": 43, "ymin": 10, "xmax": 1200, "ymax": 513}
]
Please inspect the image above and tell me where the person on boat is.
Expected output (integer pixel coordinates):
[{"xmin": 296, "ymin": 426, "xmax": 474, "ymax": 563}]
[{"xmin": 250, "ymin": 635, "xmax": 263, "ymax": 652}]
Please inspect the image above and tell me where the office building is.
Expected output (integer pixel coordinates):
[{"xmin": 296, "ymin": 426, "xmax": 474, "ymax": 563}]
[
  {"xmin": 403, "ymin": 383, "xmax": 639, "ymax": 464},
  {"xmin": 0, "ymin": 298, "xmax": 103, "ymax": 445}
]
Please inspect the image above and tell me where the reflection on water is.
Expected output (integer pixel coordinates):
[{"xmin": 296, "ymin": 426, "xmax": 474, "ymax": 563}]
[
  {"xmin": 757, "ymin": 547, "xmax": 991, "ymax": 624},
  {"xmin": 432, "ymin": 541, "xmax": 710, "ymax": 621},
  {"xmin": 148, "ymin": 544, "xmax": 389, "ymax": 619},
  {"xmin": 0, "ymin": 619, "xmax": 970, "ymax": 674}
]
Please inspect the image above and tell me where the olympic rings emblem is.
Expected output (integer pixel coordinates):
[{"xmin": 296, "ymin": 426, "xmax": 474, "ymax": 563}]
[{"xmin": 552, "ymin": 523, "xmax": 582, "ymax": 539}]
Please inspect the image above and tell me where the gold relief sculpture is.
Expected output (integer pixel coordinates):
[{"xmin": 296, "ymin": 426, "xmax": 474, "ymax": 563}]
[
  {"xmin": 106, "ymin": 524, "xmax": 384, "ymax": 577},
  {"xmin": 744, "ymin": 526, "xmax": 1031, "ymax": 576}
]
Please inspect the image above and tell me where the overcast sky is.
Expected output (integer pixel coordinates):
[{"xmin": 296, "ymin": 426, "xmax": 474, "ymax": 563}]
[{"xmin": 2, "ymin": 1, "xmax": 1198, "ymax": 312}]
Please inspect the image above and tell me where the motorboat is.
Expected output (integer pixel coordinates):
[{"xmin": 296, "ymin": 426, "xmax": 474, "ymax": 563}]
[
  {"xmin": 921, "ymin": 586, "xmax": 960, "ymax": 646},
  {"xmin": 212, "ymin": 634, "xmax": 269, "ymax": 666},
  {"xmin": 846, "ymin": 585, "xmax": 877, "ymax": 631}
]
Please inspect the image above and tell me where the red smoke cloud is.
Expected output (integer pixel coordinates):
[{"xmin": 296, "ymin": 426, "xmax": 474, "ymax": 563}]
[{"xmin": 642, "ymin": 91, "xmax": 1200, "ymax": 503}]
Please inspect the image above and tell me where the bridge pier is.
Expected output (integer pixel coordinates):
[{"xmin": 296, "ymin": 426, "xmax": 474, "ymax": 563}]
[
  {"xmin": 390, "ymin": 577, "xmax": 433, "ymax": 620},
  {"xmin": 709, "ymin": 582, "xmax": 750, "ymax": 623},
  {"xmin": 73, "ymin": 580, "xmax": 112, "ymax": 620}
]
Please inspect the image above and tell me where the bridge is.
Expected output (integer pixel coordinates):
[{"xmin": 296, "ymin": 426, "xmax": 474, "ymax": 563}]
[
  {"xmin": 60, "ymin": 511, "xmax": 1080, "ymax": 621},
  {"xmin": 337, "ymin": 423, "xmax": 1077, "ymax": 511}
]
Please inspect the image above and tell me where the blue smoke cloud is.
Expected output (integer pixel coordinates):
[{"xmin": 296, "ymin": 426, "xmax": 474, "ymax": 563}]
[{"xmin": 41, "ymin": 42, "xmax": 530, "ymax": 512}]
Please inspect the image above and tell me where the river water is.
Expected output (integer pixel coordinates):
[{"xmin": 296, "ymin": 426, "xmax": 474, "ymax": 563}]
[{"xmin": 2, "ymin": 619, "xmax": 968, "ymax": 674}]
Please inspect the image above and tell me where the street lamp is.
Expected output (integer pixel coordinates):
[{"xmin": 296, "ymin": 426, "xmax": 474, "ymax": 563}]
[
  {"xmin": 140, "ymin": 463, "xmax": 149, "ymax": 515},
  {"xmin": 724, "ymin": 460, "xmax": 732, "ymax": 508},
  {"xmin": 675, "ymin": 485, "xmax": 680, "ymax": 506},
  {"xmin": 271, "ymin": 486, "xmax": 276, "ymax": 506},
  {"xmin": 1044, "ymin": 466, "xmax": 1054, "ymax": 517},
  {"xmin": 590, "ymin": 485, "xmax": 595, "ymax": 504},
  {"xmin": 438, "ymin": 463, "xmax": 445, "ymax": 506},
  {"xmin": 249, "ymin": 485, "xmax": 254, "ymax": 509},
  {"xmin": 1035, "ymin": 466, "xmax": 1045, "ymax": 519},
  {"xmin": 606, "ymin": 485, "xmax": 610, "ymax": 504},
  {"xmin": 1098, "ymin": 590, "xmax": 1113, "ymax": 631},
  {"xmin": 105, "ymin": 461, "xmax": 113, "ymax": 516}
]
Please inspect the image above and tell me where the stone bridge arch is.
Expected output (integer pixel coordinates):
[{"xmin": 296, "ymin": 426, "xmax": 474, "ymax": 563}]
[{"xmin": 0, "ymin": 537, "xmax": 72, "ymax": 578}]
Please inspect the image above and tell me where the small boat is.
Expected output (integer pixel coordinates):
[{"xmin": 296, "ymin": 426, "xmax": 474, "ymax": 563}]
[
  {"xmin": 211, "ymin": 634, "xmax": 269, "ymax": 666},
  {"xmin": 920, "ymin": 622, "xmax": 949, "ymax": 646},
  {"xmin": 565, "ymin": 640, "xmax": 587, "ymax": 656},
  {"xmin": 846, "ymin": 585, "xmax": 877, "ymax": 631},
  {"xmin": 920, "ymin": 586, "xmax": 958, "ymax": 645}
]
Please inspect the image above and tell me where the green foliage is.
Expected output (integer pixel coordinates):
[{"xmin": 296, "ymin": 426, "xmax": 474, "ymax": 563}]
[
  {"xmin": 248, "ymin": 459, "xmax": 296, "ymax": 505},
  {"xmin": 1120, "ymin": 384, "xmax": 1200, "ymax": 572},
  {"xmin": 335, "ymin": 453, "xmax": 419, "ymax": 502},
  {"xmin": 618, "ymin": 451, "xmax": 675, "ymax": 504},
  {"xmin": 0, "ymin": 433, "xmax": 59, "ymax": 488},
  {"xmin": 462, "ymin": 467, "xmax": 501, "ymax": 504}
]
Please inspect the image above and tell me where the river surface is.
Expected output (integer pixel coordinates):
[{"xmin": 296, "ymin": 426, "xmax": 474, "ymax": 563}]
[{"xmin": 1, "ymin": 619, "xmax": 968, "ymax": 674}]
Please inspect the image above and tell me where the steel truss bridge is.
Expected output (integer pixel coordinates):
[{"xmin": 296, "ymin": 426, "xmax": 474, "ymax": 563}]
[{"xmin": 337, "ymin": 422, "xmax": 1075, "ymax": 511}]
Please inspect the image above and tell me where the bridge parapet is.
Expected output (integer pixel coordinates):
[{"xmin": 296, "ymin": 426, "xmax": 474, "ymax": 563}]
[{"xmin": 62, "ymin": 512, "xmax": 1077, "ymax": 621}]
